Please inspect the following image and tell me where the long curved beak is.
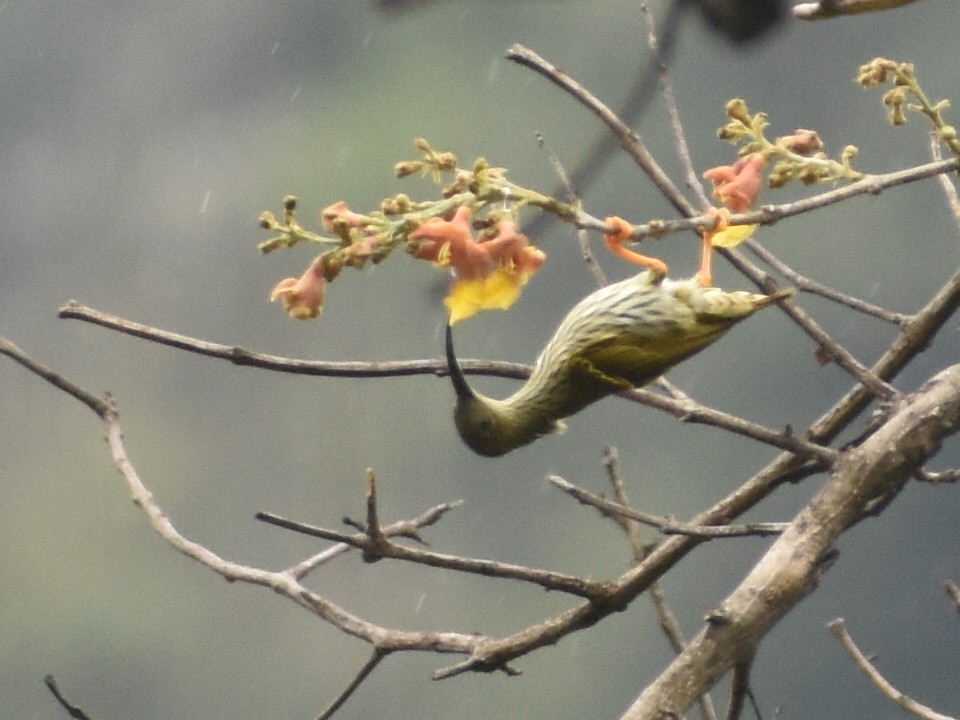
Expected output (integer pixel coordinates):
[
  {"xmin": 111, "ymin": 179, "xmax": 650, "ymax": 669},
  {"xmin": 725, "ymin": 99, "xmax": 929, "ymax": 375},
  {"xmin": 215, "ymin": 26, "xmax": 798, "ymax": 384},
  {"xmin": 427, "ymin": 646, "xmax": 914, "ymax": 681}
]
[{"xmin": 445, "ymin": 322, "xmax": 475, "ymax": 400}]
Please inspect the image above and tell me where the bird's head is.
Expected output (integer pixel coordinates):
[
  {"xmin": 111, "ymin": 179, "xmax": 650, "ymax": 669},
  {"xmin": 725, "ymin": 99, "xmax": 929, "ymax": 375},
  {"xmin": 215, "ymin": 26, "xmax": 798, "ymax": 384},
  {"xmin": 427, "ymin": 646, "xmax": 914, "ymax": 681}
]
[{"xmin": 445, "ymin": 323, "xmax": 558, "ymax": 457}]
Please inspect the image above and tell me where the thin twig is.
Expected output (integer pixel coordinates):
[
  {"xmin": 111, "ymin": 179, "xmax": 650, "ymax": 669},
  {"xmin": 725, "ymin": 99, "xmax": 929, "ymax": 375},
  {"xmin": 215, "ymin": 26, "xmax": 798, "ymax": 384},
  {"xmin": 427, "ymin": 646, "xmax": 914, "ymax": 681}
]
[
  {"xmin": 914, "ymin": 468, "xmax": 960, "ymax": 484},
  {"xmin": 602, "ymin": 448, "xmax": 719, "ymax": 720},
  {"xmin": 0, "ymin": 337, "xmax": 111, "ymax": 418},
  {"xmin": 44, "ymin": 675, "xmax": 94, "ymax": 720},
  {"xmin": 315, "ymin": 650, "xmax": 389, "ymax": 720},
  {"xmin": 827, "ymin": 619, "xmax": 956, "ymax": 720},
  {"xmin": 931, "ymin": 135, "xmax": 960, "ymax": 231},
  {"xmin": 807, "ymin": 263, "xmax": 960, "ymax": 445},
  {"xmin": 58, "ymin": 301, "xmax": 528, "ymax": 380},
  {"xmin": 623, "ymin": 386, "xmax": 836, "ymax": 464},
  {"xmin": 744, "ymin": 239, "xmax": 911, "ymax": 326},
  {"xmin": 602, "ymin": 447, "xmax": 648, "ymax": 558},
  {"xmin": 724, "ymin": 658, "xmax": 754, "ymax": 720},
  {"xmin": 256, "ymin": 510, "xmax": 609, "ymax": 599},
  {"xmin": 506, "ymin": 43, "xmax": 695, "ymax": 218},
  {"xmin": 550, "ymin": 475, "xmax": 786, "ymax": 538},
  {"xmin": 286, "ymin": 499, "xmax": 463, "ymax": 580},
  {"xmin": 640, "ymin": 4, "xmax": 711, "ymax": 210},
  {"xmin": 720, "ymin": 248, "xmax": 898, "ymax": 400},
  {"xmin": 536, "ymin": 131, "xmax": 607, "ymax": 288}
]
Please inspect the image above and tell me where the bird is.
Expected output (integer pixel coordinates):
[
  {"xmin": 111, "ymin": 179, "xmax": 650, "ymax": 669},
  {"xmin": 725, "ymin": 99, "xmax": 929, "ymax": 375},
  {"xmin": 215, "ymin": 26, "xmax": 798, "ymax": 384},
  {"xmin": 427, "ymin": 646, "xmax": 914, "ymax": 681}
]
[{"xmin": 445, "ymin": 267, "xmax": 792, "ymax": 456}]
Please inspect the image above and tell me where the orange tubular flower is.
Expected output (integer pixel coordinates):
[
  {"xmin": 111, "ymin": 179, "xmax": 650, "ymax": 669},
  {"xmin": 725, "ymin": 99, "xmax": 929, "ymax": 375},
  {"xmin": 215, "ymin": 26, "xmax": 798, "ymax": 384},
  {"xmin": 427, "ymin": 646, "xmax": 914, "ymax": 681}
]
[
  {"xmin": 703, "ymin": 152, "xmax": 766, "ymax": 213},
  {"xmin": 480, "ymin": 220, "xmax": 546, "ymax": 276},
  {"xmin": 409, "ymin": 207, "xmax": 546, "ymax": 323},
  {"xmin": 270, "ymin": 257, "xmax": 326, "ymax": 319},
  {"xmin": 410, "ymin": 205, "xmax": 493, "ymax": 279}
]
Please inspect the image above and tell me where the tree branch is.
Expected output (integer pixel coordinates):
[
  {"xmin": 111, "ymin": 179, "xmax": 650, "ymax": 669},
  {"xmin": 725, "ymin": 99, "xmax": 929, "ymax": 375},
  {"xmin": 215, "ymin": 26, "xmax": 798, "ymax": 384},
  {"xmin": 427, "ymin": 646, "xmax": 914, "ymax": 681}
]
[
  {"xmin": 256, "ymin": 508, "xmax": 609, "ymax": 600},
  {"xmin": 549, "ymin": 475, "xmax": 787, "ymax": 538},
  {"xmin": 828, "ymin": 619, "xmax": 957, "ymax": 720},
  {"xmin": 619, "ymin": 364, "xmax": 960, "ymax": 720},
  {"xmin": 57, "ymin": 302, "xmax": 836, "ymax": 460},
  {"xmin": 315, "ymin": 650, "xmax": 390, "ymax": 720},
  {"xmin": 505, "ymin": 43, "xmax": 695, "ymax": 218}
]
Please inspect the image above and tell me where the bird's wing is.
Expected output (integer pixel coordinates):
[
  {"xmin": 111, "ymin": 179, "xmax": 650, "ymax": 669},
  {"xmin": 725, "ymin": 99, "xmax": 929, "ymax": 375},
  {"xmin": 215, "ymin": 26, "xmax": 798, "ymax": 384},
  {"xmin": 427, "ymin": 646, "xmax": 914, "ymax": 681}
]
[{"xmin": 578, "ymin": 326, "xmax": 729, "ymax": 387}]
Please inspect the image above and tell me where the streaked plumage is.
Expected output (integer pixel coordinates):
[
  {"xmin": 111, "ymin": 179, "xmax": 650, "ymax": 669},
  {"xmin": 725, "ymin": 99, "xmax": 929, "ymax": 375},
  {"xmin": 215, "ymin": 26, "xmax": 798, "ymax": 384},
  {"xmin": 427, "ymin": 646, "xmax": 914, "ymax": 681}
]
[{"xmin": 446, "ymin": 269, "xmax": 792, "ymax": 456}]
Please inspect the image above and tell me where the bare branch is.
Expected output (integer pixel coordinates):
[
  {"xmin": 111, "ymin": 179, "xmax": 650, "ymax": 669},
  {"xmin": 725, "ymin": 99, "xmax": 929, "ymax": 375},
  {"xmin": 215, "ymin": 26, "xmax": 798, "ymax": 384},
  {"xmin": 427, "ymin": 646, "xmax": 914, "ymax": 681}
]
[
  {"xmin": 744, "ymin": 239, "xmax": 911, "ymax": 326},
  {"xmin": 10, "ymin": 331, "xmax": 956, "ymax": 698},
  {"xmin": 602, "ymin": 448, "xmax": 719, "ymax": 720},
  {"xmin": 285, "ymin": 499, "xmax": 463, "ymax": 580},
  {"xmin": 58, "ymin": 301, "xmax": 528, "ymax": 380},
  {"xmin": 550, "ymin": 475, "xmax": 787, "ymax": 538},
  {"xmin": 57, "ymin": 302, "xmax": 835, "ymax": 459},
  {"xmin": 315, "ymin": 650, "xmax": 389, "ymax": 720},
  {"xmin": 828, "ymin": 619, "xmax": 957, "ymax": 720},
  {"xmin": 601, "ymin": 446, "xmax": 649, "ymax": 557},
  {"xmin": 640, "ymin": 4, "xmax": 711, "ymax": 210},
  {"xmin": 505, "ymin": 43, "xmax": 696, "ymax": 218},
  {"xmin": 0, "ymin": 342, "xmax": 489, "ymax": 675},
  {"xmin": 914, "ymin": 468, "xmax": 960, "ymax": 484},
  {"xmin": 256, "ymin": 509, "xmax": 609, "ymax": 599},
  {"xmin": 44, "ymin": 675, "xmax": 94, "ymax": 720},
  {"xmin": 723, "ymin": 658, "xmax": 754, "ymax": 720},
  {"xmin": 0, "ymin": 337, "xmax": 111, "ymax": 418},
  {"xmin": 807, "ymin": 263, "xmax": 960, "ymax": 446},
  {"xmin": 97, "ymin": 411, "xmax": 484, "ymax": 656},
  {"xmin": 535, "ymin": 131, "xmax": 607, "ymax": 288},
  {"xmin": 931, "ymin": 136, "xmax": 960, "ymax": 230},
  {"xmin": 764, "ymin": 284, "xmax": 897, "ymax": 399},
  {"xmin": 620, "ymin": 364, "xmax": 960, "ymax": 720},
  {"xmin": 624, "ymin": 385, "xmax": 837, "ymax": 463}
]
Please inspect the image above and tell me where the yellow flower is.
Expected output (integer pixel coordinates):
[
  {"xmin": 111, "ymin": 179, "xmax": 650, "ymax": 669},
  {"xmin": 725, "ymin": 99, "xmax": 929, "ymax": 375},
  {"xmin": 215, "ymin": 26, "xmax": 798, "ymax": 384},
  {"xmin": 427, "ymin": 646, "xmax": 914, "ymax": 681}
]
[
  {"xmin": 709, "ymin": 220, "xmax": 757, "ymax": 248},
  {"xmin": 445, "ymin": 267, "xmax": 528, "ymax": 325}
]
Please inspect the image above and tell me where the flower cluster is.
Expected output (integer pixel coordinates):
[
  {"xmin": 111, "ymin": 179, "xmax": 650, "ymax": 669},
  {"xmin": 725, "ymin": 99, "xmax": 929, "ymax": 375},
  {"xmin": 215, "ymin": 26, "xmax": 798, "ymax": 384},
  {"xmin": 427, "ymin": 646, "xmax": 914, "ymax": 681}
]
[
  {"xmin": 699, "ymin": 96, "xmax": 873, "ymax": 256},
  {"xmin": 264, "ymin": 196, "xmax": 546, "ymax": 323},
  {"xmin": 263, "ymin": 197, "xmax": 394, "ymax": 320},
  {"xmin": 715, "ymin": 98, "xmax": 861, "ymax": 190},
  {"xmin": 857, "ymin": 57, "xmax": 959, "ymax": 155},
  {"xmin": 409, "ymin": 205, "xmax": 546, "ymax": 324}
]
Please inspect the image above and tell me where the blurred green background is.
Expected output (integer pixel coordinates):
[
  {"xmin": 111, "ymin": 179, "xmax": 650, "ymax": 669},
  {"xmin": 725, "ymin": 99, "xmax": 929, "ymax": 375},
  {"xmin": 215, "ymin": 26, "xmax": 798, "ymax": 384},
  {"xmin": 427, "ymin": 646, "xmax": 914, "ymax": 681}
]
[{"xmin": 1, "ymin": 1, "xmax": 958, "ymax": 718}]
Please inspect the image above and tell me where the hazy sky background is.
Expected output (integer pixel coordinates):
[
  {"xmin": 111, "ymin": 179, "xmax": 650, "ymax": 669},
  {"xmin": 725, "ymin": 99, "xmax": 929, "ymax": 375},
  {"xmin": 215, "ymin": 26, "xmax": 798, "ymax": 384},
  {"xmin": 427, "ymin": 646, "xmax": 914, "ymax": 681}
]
[{"xmin": 1, "ymin": 1, "xmax": 958, "ymax": 718}]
